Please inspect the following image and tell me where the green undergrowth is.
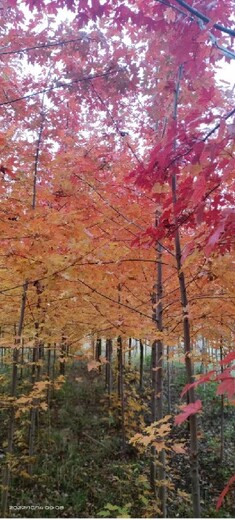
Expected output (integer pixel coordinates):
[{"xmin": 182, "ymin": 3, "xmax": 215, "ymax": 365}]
[{"xmin": 3, "ymin": 361, "xmax": 235, "ymax": 518}]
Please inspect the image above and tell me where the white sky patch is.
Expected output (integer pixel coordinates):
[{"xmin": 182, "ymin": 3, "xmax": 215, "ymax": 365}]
[{"xmin": 216, "ymin": 59, "xmax": 235, "ymax": 89}]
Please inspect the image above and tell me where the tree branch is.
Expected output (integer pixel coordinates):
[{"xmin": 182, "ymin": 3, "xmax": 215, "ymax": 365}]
[
  {"xmin": 174, "ymin": 0, "xmax": 235, "ymax": 37},
  {"xmin": 0, "ymin": 69, "xmax": 119, "ymax": 107},
  {"xmin": 0, "ymin": 36, "xmax": 97, "ymax": 56}
]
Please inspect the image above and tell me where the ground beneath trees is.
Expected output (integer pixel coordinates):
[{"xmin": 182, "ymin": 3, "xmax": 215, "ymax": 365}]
[{"xmin": 4, "ymin": 361, "xmax": 235, "ymax": 518}]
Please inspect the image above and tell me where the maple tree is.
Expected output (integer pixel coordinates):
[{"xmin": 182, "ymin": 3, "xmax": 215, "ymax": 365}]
[{"xmin": 0, "ymin": 0, "xmax": 234, "ymax": 517}]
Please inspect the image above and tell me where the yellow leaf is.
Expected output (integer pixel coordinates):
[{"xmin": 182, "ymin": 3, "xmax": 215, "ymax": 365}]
[
  {"xmin": 141, "ymin": 435, "xmax": 152, "ymax": 447},
  {"xmin": 19, "ymin": 471, "xmax": 31, "ymax": 479},
  {"xmin": 178, "ymin": 490, "xmax": 191, "ymax": 502},
  {"xmin": 87, "ymin": 360, "xmax": 101, "ymax": 372},
  {"xmin": 156, "ymin": 479, "xmax": 174, "ymax": 490},
  {"xmin": 16, "ymin": 396, "xmax": 30, "ymax": 405},
  {"xmin": 172, "ymin": 443, "xmax": 186, "ymax": 454},
  {"xmin": 40, "ymin": 402, "xmax": 48, "ymax": 411},
  {"xmin": 55, "ymin": 375, "xmax": 66, "ymax": 383},
  {"xmin": 152, "ymin": 441, "xmax": 167, "ymax": 452},
  {"xmin": 33, "ymin": 381, "xmax": 48, "ymax": 392},
  {"xmin": 157, "ymin": 423, "xmax": 171, "ymax": 437}
]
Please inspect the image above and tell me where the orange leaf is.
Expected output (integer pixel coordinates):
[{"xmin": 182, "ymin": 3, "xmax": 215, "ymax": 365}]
[
  {"xmin": 87, "ymin": 360, "xmax": 101, "ymax": 372},
  {"xmin": 172, "ymin": 443, "xmax": 186, "ymax": 454}
]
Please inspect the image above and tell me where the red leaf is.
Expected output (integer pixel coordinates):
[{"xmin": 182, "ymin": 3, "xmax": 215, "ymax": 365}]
[
  {"xmin": 191, "ymin": 174, "xmax": 206, "ymax": 205},
  {"xmin": 175, "ymin": 400, "xmax": 202, "ymax": 425},
  {"xmin": 220, "ymin": 351, "xmax": 235, "ymax": 365},
  {"xmin": 205, "ymin": 221, "xmax": 226, "ymax": 255},
  {"xmin": 216, "ymin": 368, "xmax": 235, "ymax": 400},
  {"xmin": 216, "ymin": 474, "xmax": 235, "ymax": 510},
  {"xmin": 181, "ymin": 371, "xmax": 215, "ymax": 398}
]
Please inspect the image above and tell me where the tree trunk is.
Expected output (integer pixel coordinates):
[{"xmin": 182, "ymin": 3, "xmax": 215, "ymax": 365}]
[
  {"xmin": 47, "ymin": 345, "xmax": 51, "ymax": 405},
  {"xmin": 173, "ymin": 221, "xmax": 201, "ymax": 517},
  {"xmin": 59, "ymin": 335, "xmax": 67, "ymax": 375},
  {"xmin": 139, "ymin": 340, "xmax": 144, "ymax": 392},
  {"xmin": 151, "ymin": 239, "xmax": 166, "ymax": 517},
  {"xmin": 51, "ymin": 344, "xmax": 56, "ymax": 399},
  {"xmin": 91, "ymin": 336, "xmax": 95, "ymax": 359},
  {"xmin": 20, "ymin": 338, "xmax": 24, "ymax": 380},
  {"xmin": 117, "ymin": 336, "xmax": 125, "ymax": 451},
  {"xmin": 171, "ymin": 64, "xmax": 201, "ymax": 518},
  {"xmin": 28, "ymin": 282, "xmax": 44, "ymax": 475},
  {"xmin": 219, "ymin": 342, "xmax": 224, "ymax": 463},
  {"xmin": 166, "ymin": 346, "xmax": 171, "ymax": 414},
  {"xmin": 52, "ymin": 344, "xmax": 56, "ymax": 381},
  {"xmin": 151, "ymin": 342, "xmax": 157, "ymax": 494},
  {"xmin": 96, "ymin": 338, "xmax": 102, "ymax": 373},
  {"xmin": 105, "ymin": 339, "xmax": 113, "ymax": 398},
  {"xmin": 128, "ymin": 338, "xmax": 132, "ymax": 367},
  {"xmin": 1, "ymin": 281, "xmax": 28, "ymax": 516}
]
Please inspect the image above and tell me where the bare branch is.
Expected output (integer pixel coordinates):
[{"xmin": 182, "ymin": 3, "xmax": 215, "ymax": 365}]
[
  {"xmin": 0, "ymin": 69, "xmax": 119, "ymax": 107},
  {"xmin": 0, "ymin": 36, "xmax": 97, "ymax": 56},
  {"xmin": 174, "ymin": 0, "xmax": 235, "ymax": 37}
]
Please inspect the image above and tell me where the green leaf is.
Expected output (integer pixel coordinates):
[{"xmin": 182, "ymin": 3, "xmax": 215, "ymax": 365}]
[{"xmin": 139, "ymin": 495, "xmax": 149, "ymax": 505}]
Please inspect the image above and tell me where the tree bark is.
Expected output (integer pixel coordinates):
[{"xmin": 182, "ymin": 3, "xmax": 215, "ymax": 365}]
[
  {"xmin": 1, "ymin": 281, "xmax": 28, "ymax": 516},
  {"xmin": 128, "ymin": 338, "xmax": 132, "ymax": 367},
  {"xmin": 172, "ymin": 65, "xmax": 201, "ymax": 518},
  {"xmin": 59, "ymin": 334, "xmax": 67, "ymax": 375},
  {"xmin": 151, "ymin": 239, "xmax": 166, "ymax": 516},
  {"xmin": 95, "ymin": 338, "xmax": 102, "ymax": 373},
  {"xmin": 28, "ymin": 282, "xmax": 44, "ymax": 474},
  {"xmin": 47, "ymin": 345, "xmax": 51, "ymax": 405},
  {"xmin": 105, "ymin": 339, "xmax": 113, "ymax": 399},
  {"xmin": 139, "ymin": 340, "xmax": 144, "ymax": 392},
  {"xmin": 117, "ymin": 336, "xmax": 125, "ymax": 451},
  {"xmin": 166, "ymin": 345, "xmax": 171, "ymax": 414},
  {"xmin": 219, "ymin": 342, "xmax": 224, "ymax": 463}
]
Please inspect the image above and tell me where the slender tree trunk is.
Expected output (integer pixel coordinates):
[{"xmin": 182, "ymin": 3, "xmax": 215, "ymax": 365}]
[
  {"xmin": 96, "ymin": 338, "xmax": 102, "ymax": 373},
  {"xmin": 172, "ymin": 65, "xmax": 200, "ymax": 518},
  {"xmin": 219, "ymin": 342, "xmax": 224, "ymax": 463},
  {"xmin": 92, "ymin": 336, "xmax": 95, "ymax": 359},
  {"xmin": 59, "ymin": 334, "xmax": 67, "ymax": 376},
  {"xmin": 0, "ymin": 327, "xmax": 4, "ymax": 367},
  {"xmin": 173, "ymin": 194, "xmax": 200, "ymax": 518},
  {"xmin": 151, "ymin": 341, "xmax": 157, "ymax": 494},
  {"xmin": 37, "ymin": 341, "xmax": 44, "ymax": 380},
  {"xmin": 105, "ymin": 339, "xmax": 109, "ymax": 389},
  {"xmin": 128, "ymin": 338, "xmax": 132, "ymax": 367},
  {"xmin": 117, "ymin": 336, "xmax": 125, "ymax": 451},
  {"xmin": 47, "ymin": 345, "xmax": 51, "ymax": 378},
  {"xmin": 52, "ymin": 344, "xmax": 56, "ymax": 380},
  {"xmin": 20, "ymin": 338, "xmax": 24, "ymax": 380},
  {"xmin": 1, "ymin": 282, "xmax": 28, "ymax": 516},
  {"xmin": 200, "ymin": 336, "xmax": 205, "ymax": 374},
  {"xmin": 108, "ymin": 340, "xmax": 113, "ymax": 396},
  {"xmin": 50, "ymin": 343, "xmax": 56, "ymax": 400},
  {"xmin": 28, "ymin": 282, "xmax": 44, "ymax": 475},
  {"xmin": 47, "ymin": 345, "xmax": 51, "ymax": 405},
  {"xmin": 139, "ymin": 340, "xmax": 144, "ymax": 392},
  {"xmin": 105, "ymin": 339, "xmax": 113, "ymax": 398},
  {"xmin": 151, "ymin": 239, "xmax": 166, "ymax": 516},
  {"xmin": 166, "ymin": 346, "xmax": 171, "ymax": 414}
]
